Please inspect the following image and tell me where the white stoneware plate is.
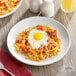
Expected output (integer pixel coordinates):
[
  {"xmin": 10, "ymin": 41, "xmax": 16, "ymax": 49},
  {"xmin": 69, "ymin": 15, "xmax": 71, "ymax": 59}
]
[
  {"xmin": 7, "ymin": 17, "xmax": 71, "ymax": 66},
  {"xmin": 0, "ymin": 0, "xmax": 22, "ymax": 18}
]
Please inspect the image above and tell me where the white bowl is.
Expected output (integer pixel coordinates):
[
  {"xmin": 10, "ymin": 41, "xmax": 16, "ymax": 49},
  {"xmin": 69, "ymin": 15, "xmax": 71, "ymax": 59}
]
[
  {"xmin": 0, "ymin": 0, "xmax": 22, "ymax": 18},
  {"xmin": 7, "ymin": 17, "xmax": 71, "ymax": 66}
]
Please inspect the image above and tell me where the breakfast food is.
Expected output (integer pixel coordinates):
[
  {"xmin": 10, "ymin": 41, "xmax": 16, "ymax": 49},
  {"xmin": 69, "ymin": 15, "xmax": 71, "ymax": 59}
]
[
  {"xmin": 14, "ymin": 25, "xmax": 61, "ymax": 62},
  {"xmin": 0, "ymin": 0, "xmax": 20, "ymax": 16}
]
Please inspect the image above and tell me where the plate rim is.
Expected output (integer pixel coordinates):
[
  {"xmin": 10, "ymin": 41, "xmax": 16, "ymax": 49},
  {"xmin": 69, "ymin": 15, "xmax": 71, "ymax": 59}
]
[
  {"xmin": 7, "ymin": 16, "xmax": 71, "ymax": 66},
  {"xmin": 0, "ymin": 0, "xmax": 22, "ymax": 18}
]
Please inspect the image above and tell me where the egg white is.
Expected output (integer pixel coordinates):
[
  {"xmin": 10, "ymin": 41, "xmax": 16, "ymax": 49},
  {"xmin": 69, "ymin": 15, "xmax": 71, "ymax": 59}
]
[{"xmin": 28, "ymin": 29, "xmax": 49, "ymax": 49}]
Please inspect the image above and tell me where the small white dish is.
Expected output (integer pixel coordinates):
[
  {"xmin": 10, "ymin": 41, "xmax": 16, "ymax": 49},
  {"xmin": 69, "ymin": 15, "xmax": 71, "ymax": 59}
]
[
  {"xmin": 7, "ymin": 17, "xmax": 71, "ymax": 66},
  {"xmin": 0, "ymin": 0, "xmax": 22, "ymax": 18}
]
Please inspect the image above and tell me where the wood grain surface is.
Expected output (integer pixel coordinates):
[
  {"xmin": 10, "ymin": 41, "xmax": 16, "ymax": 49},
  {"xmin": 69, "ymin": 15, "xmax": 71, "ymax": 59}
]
[{"xmin": 0, "ymin": 0, "xmax": 76, "ymax": 76}]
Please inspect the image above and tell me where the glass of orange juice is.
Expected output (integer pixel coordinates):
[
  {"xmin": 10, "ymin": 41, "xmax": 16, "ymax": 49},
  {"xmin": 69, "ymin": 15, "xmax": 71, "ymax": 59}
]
[{"xmin": 61, "ymin": 0, "xmax": 76, "ymax": 13}]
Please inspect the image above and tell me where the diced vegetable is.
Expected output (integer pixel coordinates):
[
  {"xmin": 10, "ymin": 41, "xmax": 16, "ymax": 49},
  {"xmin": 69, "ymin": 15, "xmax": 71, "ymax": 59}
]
[
  {"xmin": 38, "ymin": 51, "xmax": 42, "ymax": 54},
  {"xmin": 47, "ymin": 39, "xmax": 50, "ymax": 42},
  {"xmin": 16, "ymin": 40, "xmax": 19, "ymax": 43},
  {"xmin": 37, "ymin": 27, "xmax": 44, "ymax": 31}
]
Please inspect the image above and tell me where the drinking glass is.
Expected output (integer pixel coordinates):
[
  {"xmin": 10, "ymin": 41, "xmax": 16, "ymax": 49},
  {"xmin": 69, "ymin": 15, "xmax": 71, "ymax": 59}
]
[{"xmin": 61, "ymin": 0, "xmax": 76, "ymax": 13}]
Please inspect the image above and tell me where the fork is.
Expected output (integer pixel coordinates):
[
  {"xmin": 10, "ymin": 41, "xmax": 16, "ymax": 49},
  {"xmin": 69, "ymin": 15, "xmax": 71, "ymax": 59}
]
[{"xmin": 0, "ymin": 62, "xmax": 14, "ymax": 76}]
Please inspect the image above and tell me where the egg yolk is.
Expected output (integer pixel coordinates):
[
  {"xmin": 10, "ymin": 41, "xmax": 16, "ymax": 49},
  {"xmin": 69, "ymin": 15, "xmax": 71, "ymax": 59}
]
[{"xmin": 34, "ymin": 33, "xmax": 44, "ymax": 40}]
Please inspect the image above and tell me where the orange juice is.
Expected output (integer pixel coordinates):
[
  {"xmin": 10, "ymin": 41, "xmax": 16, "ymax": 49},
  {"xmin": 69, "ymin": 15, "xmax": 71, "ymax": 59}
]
[{"xmin": 61, "ymin": 0, "xmax": 76, "ymax": 13}]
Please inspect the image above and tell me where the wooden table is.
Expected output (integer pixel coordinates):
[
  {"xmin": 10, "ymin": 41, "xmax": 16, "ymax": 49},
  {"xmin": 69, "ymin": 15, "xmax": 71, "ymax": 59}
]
[{"xmin": 0, "ymin": 0, "xmax": 76, "ymax": 76}]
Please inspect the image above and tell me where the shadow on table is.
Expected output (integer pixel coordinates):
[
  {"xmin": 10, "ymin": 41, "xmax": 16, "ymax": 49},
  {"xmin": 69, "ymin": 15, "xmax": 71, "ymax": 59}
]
[
  {"xmin": 0, "ymin": 14, "xmax": 13, "ymax": 30},
  {"xmin": 25, "ymin": 59, "xmax": 64, "ymax": 76},
  {"xmin": 54, "ymin": 8, "xmax": 73, "ymax": 27},
  {"xmin": 19, "ymin": 9, "xmax": 41, "ymax": 21},
  {"xmin": 1, "ymin": 39, "xmax": 9, "ymax": 53}
]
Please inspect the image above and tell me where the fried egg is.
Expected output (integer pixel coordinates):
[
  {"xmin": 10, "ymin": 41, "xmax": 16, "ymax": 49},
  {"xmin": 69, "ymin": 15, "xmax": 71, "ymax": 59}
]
[{"xmin": 28, "ymin": 29, "xmax": 49, "ymax": 49}]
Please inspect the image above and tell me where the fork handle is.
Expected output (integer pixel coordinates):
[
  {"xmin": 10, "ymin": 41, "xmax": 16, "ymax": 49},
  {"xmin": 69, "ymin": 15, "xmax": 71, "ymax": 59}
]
[{"xmin": 3, "ymin": 68, "xmax": 14, "ymax": 76}]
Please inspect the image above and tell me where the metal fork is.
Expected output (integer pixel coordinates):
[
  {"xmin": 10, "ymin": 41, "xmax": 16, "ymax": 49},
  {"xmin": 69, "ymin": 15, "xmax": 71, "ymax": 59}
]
[{"xmin": 0, "ymin": 62, "xmax": 14, "ymax": 76}]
